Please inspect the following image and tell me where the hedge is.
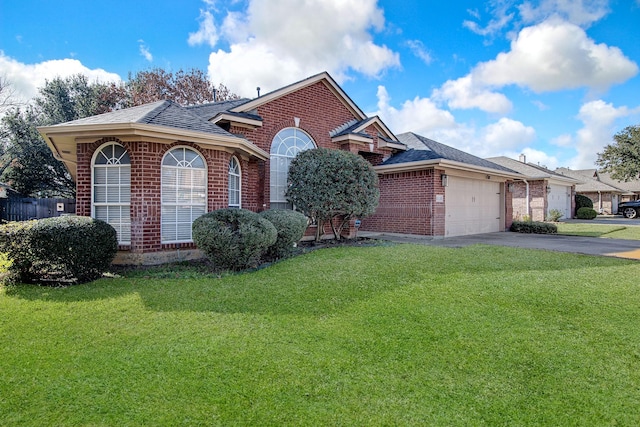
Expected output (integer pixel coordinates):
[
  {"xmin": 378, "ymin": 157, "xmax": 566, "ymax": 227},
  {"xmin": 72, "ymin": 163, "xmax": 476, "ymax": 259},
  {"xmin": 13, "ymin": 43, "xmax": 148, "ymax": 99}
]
[
  {"xmin": 576, "ymin": 207, "xmax": 597, "ymax": 219},
  {"xmin": 510, "ymin": 220, "xmax": 558, "ymax": 234}
]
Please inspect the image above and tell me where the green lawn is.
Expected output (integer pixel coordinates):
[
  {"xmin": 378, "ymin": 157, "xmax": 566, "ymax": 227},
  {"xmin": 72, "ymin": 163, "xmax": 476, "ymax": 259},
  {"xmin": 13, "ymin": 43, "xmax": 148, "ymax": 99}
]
[
  {"xmin": 556, "ymin": 222, "xmax": 640, "ymax": 239},
  {"xmin": 2, "ymin": 244, "xmax": 640, "ymax": 426}
]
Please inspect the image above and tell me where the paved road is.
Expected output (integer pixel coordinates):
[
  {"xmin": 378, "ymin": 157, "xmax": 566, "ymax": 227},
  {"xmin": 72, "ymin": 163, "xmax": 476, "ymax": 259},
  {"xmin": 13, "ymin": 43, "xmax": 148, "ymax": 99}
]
[{"xmin": 360, "ymin": 229, "xmax": 640, "ymax": 260}]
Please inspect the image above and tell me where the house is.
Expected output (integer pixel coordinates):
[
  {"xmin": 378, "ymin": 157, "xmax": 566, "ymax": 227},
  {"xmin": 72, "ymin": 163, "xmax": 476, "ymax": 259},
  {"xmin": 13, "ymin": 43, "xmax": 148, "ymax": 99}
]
[
  {"xmin": 487, "ymin": 156, "xmax": 578, "ymax": 221},
  {"xmin": 555, "ymin": 168, "xmax": 624, "ymax": 214},
  {"xmin": 591, "ymin": 172, "xmax": 640, "ymax": 203},
  {"xmin": 39, "ymin": 72, "xmax": 521, "ymax": 264}
]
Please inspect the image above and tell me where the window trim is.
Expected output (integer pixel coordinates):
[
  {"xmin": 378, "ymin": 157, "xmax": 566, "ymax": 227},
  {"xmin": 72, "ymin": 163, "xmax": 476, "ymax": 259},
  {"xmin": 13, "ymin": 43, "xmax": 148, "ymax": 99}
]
[
  {"xmin": 91, "ymin": 142, "xmax": 131, "ymax": 245},
  {"xmin": 270, "ymin": 127, "xmax": 316, "ymax": 208},
  {"xmin": 228, "ymin": 156, "xmax": 241, "ymax": 208},
  {"xmin": 161, "ymin": 146, "xmax": 208, "ymax": 244}
]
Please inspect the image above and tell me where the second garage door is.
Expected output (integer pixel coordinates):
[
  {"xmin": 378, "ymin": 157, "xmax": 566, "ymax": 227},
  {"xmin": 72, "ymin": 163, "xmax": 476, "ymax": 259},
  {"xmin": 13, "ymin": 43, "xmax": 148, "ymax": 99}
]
[{"xmin": 445, "ymin": 176, "xmax": 502, "ymax": 237}]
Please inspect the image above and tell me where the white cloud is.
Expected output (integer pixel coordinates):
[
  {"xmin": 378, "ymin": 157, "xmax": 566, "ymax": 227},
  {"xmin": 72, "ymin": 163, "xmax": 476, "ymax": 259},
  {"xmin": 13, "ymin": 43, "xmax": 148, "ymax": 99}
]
[
  {"xmin": 433, "ymin": 18, "xmax": 638, "ymax": 114},
  {"xmin": 0, "ymin": 51, "xmax": 121, "ymax": 102},
  {"xmin": 506, "ymin": 147, "xmax": 561, "ymax": 169},
  {"xmin": 567, "ymin": 99, "xmax": 639, "ymax": 168},
  {"xmin": 473, "ymin": 18, "xmax": 638, "ymax": 92},
  {"xmin": 138, "ymin": 40, "xmax": 153, "ymax": 62},
  {"xmin": 519, "ymin": 0, "xmax": 609, "ymax": 27},
  {"xmin": 551, "ymin": 133, "xmax": 573, "ymax": 147},
  {"xmin": 480, "ymin": 117, "xmax": 536, "ymax": 150},
  {"xmin": 373, "ymin": 85, "xmax": 536, "ymax": 158},
  {"xmin": 433, "ymin": 75, "xmax": 513, "ymax": 113},
  {"xmin": 188, "ymin": 9, "xmax": 219, "ymax": 47},
  {"xmin": 406, "ymin": 40, "xmax": 432, "ymax": 65},
  {"xmin": 374, "ymin": 85, "xmax": 456, "ymax": 136},
  {"xmin": 463, "ymin": 2, "xmax": 515, "ymax": 38},
  {"xmin": 206, "ymin": 0, "xmax": 400, "ymax": 96}
]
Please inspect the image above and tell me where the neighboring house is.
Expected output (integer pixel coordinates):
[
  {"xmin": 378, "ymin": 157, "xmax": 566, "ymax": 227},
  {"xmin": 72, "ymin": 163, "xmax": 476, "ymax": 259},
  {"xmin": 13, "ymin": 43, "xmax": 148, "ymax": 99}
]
[
  {"xmin": 40, "ymin": 72, "xmax": 522, "ymax": 264},
  {"xmin": 555, "ymin": 168, "xmax": 623, "ymax": 214},
  {"xmin": 487, "ymin": 156, "xmax": 578, "ymax": 221},
  {"xmin": 594, "ymin": 172, "xmax": 640, "ymax": 202}
]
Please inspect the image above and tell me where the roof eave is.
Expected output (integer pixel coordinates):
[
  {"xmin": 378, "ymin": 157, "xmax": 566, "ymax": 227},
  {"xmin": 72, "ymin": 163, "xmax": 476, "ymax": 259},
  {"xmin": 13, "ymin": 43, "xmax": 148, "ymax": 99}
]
[
  {"xmin": 38, "ymin": 122, "xmax": 269, "ymax": 182},
  {"xmin": 210, "ymin": 113, "xmax": 263, "ymax": 129},
  {"xmin": 230, "ymin": 72, "xmax": 368, "ymax": 120},
  {"xmin": 375, "ymin": 158, "xmax": 524, "ymax": 179}
]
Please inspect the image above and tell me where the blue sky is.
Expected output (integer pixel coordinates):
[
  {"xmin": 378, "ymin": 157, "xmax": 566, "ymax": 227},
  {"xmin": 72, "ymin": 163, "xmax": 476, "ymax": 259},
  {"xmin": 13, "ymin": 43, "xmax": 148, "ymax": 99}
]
[{"xmin": 2, "ymin": 0, "xmax": 639, "ymax": 169}]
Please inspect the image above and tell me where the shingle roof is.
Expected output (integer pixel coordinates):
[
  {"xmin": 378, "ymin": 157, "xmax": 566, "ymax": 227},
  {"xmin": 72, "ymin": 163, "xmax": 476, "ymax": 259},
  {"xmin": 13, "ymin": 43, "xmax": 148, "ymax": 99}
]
[
  {"xmin": 383, "ymin": 132, "xmax": 515, "ymax": 173},
  {"xmin": 555, "ymin": 168, "xmax": 622, "ymax": 192},
  {"xmin": 487, "ymin": 156, "xmax": 577, "ymax": 182},
  {"xmin": 596, "ymin": 172, "xmax": 640, "ymax": 193},
  {"xmin": 186, "ymin": 99, "xmax": 251, "ymax": 120},
  {"xmin": 48, "ymin": 100, "xmax": 237, "ymax": 138}
]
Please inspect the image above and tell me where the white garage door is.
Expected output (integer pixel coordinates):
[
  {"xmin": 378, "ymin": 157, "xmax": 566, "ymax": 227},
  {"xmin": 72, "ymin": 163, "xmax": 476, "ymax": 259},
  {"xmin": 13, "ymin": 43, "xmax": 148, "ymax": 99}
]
[
  {"xmin": 547, "ymin": 184, "xmax": 571, "ymax": 220},
  {"xmin": 445, "ymin": 177, "xmax": 501, "ymax": 237}
]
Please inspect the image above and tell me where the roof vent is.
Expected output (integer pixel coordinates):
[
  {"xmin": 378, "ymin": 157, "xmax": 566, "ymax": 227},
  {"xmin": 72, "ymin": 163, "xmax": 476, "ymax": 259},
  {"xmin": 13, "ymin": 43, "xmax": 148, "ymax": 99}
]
[{"xmin": 256, "ymin": 87, "xmax": 261, "ymax": 97}]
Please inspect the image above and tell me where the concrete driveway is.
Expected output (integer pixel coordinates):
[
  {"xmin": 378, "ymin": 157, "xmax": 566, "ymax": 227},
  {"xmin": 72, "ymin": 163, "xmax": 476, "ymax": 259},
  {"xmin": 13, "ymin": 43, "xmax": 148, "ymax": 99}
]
[{"xmin": 360, "ymin": 229, "xmax": 640, "ymax": 260}]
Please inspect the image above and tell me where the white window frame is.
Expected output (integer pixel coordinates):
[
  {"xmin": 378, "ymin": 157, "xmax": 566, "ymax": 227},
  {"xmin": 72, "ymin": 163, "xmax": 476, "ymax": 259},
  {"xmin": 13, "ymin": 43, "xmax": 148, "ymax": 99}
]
[
  {"xmin": 270, "ymin": 128, "xmax": 315, "ymax": 209},
  {"xmin": 228, "ymin": 156, "xmax": 241, "ymax": 208},
  {"xmin": 91, "ymin": 142, "xmax": 131, "ymax": 245},
  {"xmin": 161, "ymin": 146, "xmax": 207, "ymax": 244}
]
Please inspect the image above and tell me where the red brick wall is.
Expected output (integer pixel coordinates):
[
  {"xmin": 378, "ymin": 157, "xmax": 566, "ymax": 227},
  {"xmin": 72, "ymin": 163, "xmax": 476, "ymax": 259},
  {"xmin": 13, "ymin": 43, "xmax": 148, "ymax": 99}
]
[
  {"xmin": 362, "ymin": 169, "xmax": 445, "ymax": 236},
  {"xmin": 509, "ymin": 180, "xmax": 546, "ymax": 221},
  {"xmin": 77, "ymin": 138, "xmax": 242, "ymax": 254}
]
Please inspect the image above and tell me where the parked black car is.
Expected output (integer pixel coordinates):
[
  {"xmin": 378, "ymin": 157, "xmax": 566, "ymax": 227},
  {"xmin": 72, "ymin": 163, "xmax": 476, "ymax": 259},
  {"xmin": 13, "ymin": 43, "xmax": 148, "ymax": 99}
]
[{"xmin": 619, "ymin": 200, "xmax": 640, "ymax": 218}]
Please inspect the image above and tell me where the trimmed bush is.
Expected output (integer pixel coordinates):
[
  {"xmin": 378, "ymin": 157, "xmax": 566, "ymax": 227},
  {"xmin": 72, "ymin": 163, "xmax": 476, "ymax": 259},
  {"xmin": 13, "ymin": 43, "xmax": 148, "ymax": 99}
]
[
  {"xmin": 576, "ymin": 207, "xmax": 598, "ymax": 219},
  {"xmin": 510, "ymin": 220, "xmax": 558, "ymax": 234},
  {"xmin": 192, "ymin": 208, "xmax": 277, "ymax": 271},
  {"xmin": 575, "ymin": 194, "xmax": 593, "ymax": 213},
  {"xmin": 259, "ymin": 209, "xmax": 309, "ymax": 260},
  {"xmin": 0, "ymin": 216, "xmax": 118, "ymax": 284}
]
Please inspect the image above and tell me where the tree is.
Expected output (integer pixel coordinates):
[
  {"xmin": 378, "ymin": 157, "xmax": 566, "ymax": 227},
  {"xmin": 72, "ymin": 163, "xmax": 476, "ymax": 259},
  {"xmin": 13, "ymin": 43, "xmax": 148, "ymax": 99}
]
[
  {"xmin": 122, "ymin": 68, "xmax": 239, "ymax": 107},
  {"xmin": 286, "ymin": 148, "xmax": 380, "ymax": 241},
  {"xmin": 35, "ymin": 74, "xmax": 116, "ymax": 125},
  {"xmin": 0, "ymin": 107, "xmax": 75, "ymax": 197},
  {"xmin": 596, "ymin": 125, "xmax": 640, "ymax": 181}
]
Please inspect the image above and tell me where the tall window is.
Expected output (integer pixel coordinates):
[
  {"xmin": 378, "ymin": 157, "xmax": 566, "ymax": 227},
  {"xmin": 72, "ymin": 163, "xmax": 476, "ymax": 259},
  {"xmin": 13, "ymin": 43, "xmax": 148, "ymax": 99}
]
[
  {"xmin": 270, "ymin": 128, "xmax": 315, "ymax": 209},
  {"xmin": 93, "ymin": 143, "xmax": 131, "ymax": 244},
  {"xmin": 161, "ymin": 147, "xmax": 207, "ymax": 243},
  {"xmin": 228, "ymin": 156, "xmax": 241, "ymax": 208}
]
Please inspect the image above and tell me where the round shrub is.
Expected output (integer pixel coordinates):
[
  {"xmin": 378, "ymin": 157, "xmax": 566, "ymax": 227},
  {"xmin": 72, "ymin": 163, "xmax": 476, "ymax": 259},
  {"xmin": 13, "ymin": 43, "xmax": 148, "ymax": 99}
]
[
  {"xmin": 192, "ymin": 208, "xmax": 277, "ymax": 271},
  {"xmin": 0, "ymin": 216, "xmax": 118, "ymax": 284},
  {"xmin": 575, "ymin": 194, "xmax": 593, "ymax": 214},
  {"xmin": 259, "ymin": 209, "xmax": 309, "ymax": 260},
  {"xmin": 576, "ymin": 207, "xmax": 597, "ymax": 219}
]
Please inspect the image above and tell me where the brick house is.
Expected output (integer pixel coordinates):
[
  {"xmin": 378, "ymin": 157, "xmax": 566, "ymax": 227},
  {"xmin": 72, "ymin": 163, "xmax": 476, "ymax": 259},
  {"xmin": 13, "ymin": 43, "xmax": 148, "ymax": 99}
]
[
  {"xmin": 40, "ymin": 72, "xmax": 522, "ymax": 264},
  {"xmin": 555, "ymin": 168, "xmax": 625, "ymax": 214},
  {"xmin": 488, "ymin": 156, "xmax": 578, "ymax": 221}
]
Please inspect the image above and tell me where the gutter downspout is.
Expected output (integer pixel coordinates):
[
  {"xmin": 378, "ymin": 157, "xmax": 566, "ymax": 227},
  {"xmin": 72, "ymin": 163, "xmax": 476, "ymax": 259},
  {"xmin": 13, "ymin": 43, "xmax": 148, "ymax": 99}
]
[
  {"xmin": 598, "ymin": 191, "xmax": 602, "ymax": 213},
  {"xmin": 523, "ymin": 179, "xmax": 530, "ymax": 219}
]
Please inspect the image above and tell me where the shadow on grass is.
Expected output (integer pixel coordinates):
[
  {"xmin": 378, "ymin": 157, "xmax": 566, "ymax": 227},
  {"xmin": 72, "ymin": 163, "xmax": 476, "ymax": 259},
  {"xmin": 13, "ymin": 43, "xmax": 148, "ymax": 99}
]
[{"xmin": 4, "ymin": 244, "xmax": 633, "ymax": 315}]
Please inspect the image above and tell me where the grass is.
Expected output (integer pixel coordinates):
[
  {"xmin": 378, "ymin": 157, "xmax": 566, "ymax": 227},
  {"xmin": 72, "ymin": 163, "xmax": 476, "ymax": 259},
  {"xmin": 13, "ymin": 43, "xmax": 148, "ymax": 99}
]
[
  {"xmin": 2, "ymin": 244, "xmax": 640, "ymax": 426},
  {"xmin": 556, "ymin": 222, "xmax": 640, "ymax": 239}
]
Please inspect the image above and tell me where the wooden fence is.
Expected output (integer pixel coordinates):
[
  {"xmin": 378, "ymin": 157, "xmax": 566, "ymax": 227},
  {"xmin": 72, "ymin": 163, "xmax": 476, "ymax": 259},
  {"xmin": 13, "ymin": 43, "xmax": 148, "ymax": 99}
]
[{"xmin": 0, "ymin": 198, "xmax": 76, "ymax": 222}]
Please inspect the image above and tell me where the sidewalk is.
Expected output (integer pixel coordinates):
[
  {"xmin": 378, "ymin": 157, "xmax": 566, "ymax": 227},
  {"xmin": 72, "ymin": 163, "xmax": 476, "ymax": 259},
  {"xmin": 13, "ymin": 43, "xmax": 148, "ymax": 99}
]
[{"xmin": 358, "ymin": 230, "xmax": 640, "ymax": 260}]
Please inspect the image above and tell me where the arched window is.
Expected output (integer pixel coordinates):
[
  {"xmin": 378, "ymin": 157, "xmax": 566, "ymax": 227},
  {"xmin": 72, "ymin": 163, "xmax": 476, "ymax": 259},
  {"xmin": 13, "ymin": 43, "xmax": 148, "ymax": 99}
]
[
  {"xmin": 92, "ymin": 143, "xmax": 131, "ymax": 244},
  {"xmin": 161, "ymin": 147, "xmax": 206, "ymax": 243},
  {"xmin": 228, "ymin": 156, "xmax": 241, "ymax": 208},
  {"xmin": 270, "ymin": 128, "xmax": 315, "ymax": 209}
]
